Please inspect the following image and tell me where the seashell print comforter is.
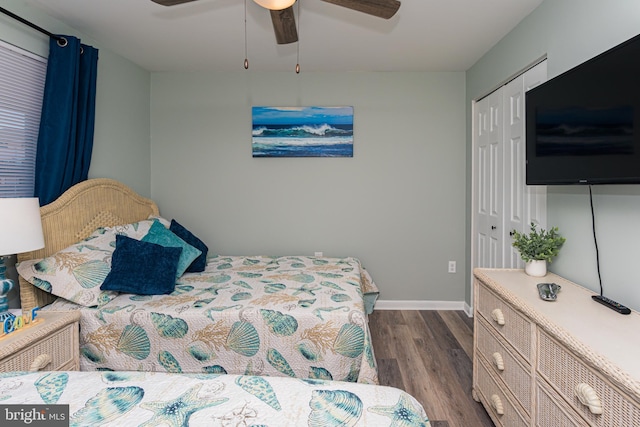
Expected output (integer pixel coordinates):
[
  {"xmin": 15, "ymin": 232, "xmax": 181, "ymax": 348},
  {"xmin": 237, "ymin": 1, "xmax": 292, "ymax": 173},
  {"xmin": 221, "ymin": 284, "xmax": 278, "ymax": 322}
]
[
  {"xmin": 45, "ymin": 256, "xmax": 379, "ymax": 384},
  {"xmin": 0, "ymin": 371, "xmax": 431, "ymax": 426}
]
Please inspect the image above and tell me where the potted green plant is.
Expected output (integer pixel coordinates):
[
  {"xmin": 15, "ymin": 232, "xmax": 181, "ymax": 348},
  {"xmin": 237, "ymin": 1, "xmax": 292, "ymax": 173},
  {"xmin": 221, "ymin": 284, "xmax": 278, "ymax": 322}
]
[{"xmin": 511, "ymin": 222, "xmax": 566, "ymax": 276}]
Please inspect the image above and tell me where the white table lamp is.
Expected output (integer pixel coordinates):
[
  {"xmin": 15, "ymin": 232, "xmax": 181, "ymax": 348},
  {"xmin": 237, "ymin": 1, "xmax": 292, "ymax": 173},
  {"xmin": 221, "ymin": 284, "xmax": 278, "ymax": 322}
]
[{"xmin": 0, "ymin": 198, "xmax": 45, "ymax": 322}]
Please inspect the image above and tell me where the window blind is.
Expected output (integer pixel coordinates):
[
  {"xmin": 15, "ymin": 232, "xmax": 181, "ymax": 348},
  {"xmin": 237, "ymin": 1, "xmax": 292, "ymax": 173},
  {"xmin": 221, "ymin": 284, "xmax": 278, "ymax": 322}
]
[{"xmin": 0, "ymin": 40, "xmax": 46, "ymax": 197}]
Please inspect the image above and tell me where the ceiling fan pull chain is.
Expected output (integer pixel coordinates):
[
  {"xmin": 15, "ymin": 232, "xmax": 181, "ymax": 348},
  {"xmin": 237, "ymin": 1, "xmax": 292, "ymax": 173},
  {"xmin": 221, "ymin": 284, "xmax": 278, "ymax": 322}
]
[
  {"xmin": 295, "ymin": 0, "xmax": 300, "ymax": 73},
  {"xmin": 244, "ymin": 0, "xmax": 249, "ymax": 69}
]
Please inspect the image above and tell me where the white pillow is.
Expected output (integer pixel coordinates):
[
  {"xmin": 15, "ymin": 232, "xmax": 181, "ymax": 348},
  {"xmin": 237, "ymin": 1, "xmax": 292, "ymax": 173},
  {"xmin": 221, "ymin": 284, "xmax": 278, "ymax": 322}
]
[{"xmin": 17, "ymin": 228, "xmax": 118, "ymax": 307}]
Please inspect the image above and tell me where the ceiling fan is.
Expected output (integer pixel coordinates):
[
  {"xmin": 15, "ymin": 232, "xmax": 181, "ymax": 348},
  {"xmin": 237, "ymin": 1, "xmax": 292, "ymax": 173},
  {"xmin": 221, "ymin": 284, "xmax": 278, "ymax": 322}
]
[{"xmin": 150, "ymin": 0, "xmax": 401, "ymax": 45}]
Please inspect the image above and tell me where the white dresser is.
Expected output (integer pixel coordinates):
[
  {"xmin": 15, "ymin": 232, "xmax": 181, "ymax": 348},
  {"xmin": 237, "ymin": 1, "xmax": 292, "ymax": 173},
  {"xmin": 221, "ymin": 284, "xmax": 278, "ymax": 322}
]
[{"xmin": 473, "ymin": 268, "xmax": 640, "ymax": 427}]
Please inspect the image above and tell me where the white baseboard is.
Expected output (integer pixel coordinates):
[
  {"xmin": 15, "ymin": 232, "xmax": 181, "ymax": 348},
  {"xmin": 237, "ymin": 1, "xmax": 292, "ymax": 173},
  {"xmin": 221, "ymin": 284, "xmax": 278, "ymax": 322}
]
[
  {"xmin": 463, "ymin": 302, "xmax": 473, "ymax": 317},
  {"xmin": 375, "ymin": 299, "xmax": 468, "ymax": 312}
]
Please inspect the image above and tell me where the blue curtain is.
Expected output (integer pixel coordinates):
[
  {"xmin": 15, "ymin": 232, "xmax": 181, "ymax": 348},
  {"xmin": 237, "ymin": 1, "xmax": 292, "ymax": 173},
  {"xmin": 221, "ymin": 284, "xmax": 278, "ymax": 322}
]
[{"xmin": 34, "ymin": 35, "xmax": 98, "ymax": 206}]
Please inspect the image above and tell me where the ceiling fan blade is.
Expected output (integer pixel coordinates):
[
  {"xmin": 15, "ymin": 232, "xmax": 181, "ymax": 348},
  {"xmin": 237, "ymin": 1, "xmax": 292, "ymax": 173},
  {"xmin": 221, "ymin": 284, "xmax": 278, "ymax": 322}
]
[
  {"xmin": 150, "ymin": 0, "xmax": 199, "ymax": 6},
  {"xmin": 320, "ymin": 0, "xmax": 400, "ymax": 19},
  {"xmin": 270, "ymin": 7, "xmax": 298, "ymax": 44}
]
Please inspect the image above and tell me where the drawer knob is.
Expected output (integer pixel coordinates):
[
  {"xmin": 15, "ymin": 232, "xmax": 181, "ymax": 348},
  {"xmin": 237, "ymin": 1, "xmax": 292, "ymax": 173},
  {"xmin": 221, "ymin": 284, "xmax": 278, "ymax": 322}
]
[
  {"xmin": 492, "ymin": 352, "xmax": 505, "ymax": 371},
  {"xmin": 490, "ymin": 394, "xmax": 504, "ymax": 415},
  {"xmin": 575, "ymin": 383, "xmax": 603, "ymax": 415},
  {"xmin": 491, "ymin": 308, "xmax": 505, "ymax": 325},
  {"xmin": 29, "ymin": 354, "xmax": 52, "ymax": 371}
]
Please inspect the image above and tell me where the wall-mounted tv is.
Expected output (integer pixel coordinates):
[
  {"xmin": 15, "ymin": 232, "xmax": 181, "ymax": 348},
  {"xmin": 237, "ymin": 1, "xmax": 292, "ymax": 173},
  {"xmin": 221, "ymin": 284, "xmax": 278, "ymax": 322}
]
[{"xmin": 526, "ymin": 33, "xmax": 640, "ymax": 185}]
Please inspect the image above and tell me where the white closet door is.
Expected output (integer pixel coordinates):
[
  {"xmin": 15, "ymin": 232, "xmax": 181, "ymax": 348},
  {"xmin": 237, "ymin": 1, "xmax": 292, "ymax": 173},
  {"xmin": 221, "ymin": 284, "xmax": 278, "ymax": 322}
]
[
  {"xmin": 503, "ymin": 76, "xmax": 527, "ymax": 268},
  {"xmin": 503, "ymin": 61, "xmax": 548, "ymax": 267},
  {"xmin": 473, "ymin": 60, "xmax": 547, "ymax": 269},
  {"xmin": 474, "ymin": 89, "xmax": 504, "ymax": 268}
]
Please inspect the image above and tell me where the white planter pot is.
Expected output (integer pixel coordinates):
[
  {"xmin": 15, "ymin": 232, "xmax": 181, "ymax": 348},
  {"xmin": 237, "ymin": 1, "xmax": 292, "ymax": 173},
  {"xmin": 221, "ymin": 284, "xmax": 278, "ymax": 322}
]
[{"xmin": 525, "ymin": 260, "xmax": 547, "ymax": 277}]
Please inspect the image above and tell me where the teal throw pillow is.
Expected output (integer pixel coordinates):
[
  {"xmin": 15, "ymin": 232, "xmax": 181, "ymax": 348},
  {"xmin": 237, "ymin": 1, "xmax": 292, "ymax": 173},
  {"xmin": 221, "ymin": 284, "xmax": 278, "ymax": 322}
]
[
  {"xmin": 141, "ymin": 219, "xmax": 202, "ymax": 278},
  {"xmin": 169, "ymin": 219, "xmax": 208, "ymax": 272}
]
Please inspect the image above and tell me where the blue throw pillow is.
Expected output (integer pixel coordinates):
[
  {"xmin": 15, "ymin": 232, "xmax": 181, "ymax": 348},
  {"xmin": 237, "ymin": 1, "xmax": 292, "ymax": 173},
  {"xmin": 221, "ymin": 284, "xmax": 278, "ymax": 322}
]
[
  {"xmin": 169, "ymin": 219, "xmax": 209, "ymax": 272},
  {"xmin": 141, "ymin": 219, "xmax": 202, "ymax": 278},
  {"xmin": 101, "ymin": 235, "xmax": 182, "ymax": 295}
]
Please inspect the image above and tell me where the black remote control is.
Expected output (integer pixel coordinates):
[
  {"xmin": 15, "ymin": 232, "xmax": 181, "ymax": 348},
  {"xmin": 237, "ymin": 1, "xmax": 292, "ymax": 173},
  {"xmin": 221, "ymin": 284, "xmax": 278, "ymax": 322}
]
[{"xmin": 591, "ymin": 295, "xmax": 631, "ymax": 315}]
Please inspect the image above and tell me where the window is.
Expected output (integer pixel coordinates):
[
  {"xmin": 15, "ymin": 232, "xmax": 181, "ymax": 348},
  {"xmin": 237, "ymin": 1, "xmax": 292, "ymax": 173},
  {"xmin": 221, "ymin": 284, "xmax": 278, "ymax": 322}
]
[{"xmin": 0, "ymin": 40, "xmax": 46, "ymax": 197}]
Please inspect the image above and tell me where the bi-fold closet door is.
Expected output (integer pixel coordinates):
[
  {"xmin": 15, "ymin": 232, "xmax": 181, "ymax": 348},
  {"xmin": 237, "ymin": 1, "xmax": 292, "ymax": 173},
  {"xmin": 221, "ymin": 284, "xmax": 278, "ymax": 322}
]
[{"xmin": 473, "ymin": 60, "xmax": 548, "ymax": 270}]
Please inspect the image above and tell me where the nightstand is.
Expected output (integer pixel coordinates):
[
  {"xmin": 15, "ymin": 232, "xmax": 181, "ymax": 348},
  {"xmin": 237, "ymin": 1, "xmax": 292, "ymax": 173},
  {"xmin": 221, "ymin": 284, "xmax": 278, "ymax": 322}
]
[{"xmin": 0, "ymin": 311, "xmax": 80, "ymax": 372}]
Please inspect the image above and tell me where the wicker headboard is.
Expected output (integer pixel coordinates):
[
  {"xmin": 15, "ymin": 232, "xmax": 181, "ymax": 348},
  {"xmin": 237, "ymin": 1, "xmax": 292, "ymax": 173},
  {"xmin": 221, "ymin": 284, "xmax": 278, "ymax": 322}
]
[{"xmin": 18, "ymin": 178, "xmax": 159, "ymax": 313}]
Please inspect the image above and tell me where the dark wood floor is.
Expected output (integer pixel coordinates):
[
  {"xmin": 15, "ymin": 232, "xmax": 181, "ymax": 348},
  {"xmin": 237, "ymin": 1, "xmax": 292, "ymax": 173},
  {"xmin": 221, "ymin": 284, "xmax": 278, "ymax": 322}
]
[{"xmin": 369, "ymin": 310, "xmax": 494, "ymax": 427}]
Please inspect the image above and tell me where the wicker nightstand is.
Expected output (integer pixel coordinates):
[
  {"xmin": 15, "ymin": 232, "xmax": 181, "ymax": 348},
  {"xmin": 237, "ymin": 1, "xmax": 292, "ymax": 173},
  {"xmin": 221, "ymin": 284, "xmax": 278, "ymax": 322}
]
[{"xmin": 0, "ymin": 311, "xmax": 80, "ymax": 372}]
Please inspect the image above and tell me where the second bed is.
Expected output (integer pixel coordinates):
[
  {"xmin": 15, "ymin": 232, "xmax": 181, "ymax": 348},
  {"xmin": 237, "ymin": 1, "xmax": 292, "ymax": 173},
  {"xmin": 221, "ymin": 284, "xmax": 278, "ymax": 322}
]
[{"xmin": 17, "ymin": 179, "xmax": 379, "ymax": 383}]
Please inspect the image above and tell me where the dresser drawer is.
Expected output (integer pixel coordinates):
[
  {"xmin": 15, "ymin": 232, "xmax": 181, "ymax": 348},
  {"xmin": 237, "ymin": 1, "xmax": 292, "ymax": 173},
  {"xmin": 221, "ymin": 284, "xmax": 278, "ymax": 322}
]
[
  {"xmin": 476, "ymin": 357, "xmax": 529, "ymax": 427},
  {"xmin": 536, "ymin": 379, "xmax": 588, "ymax": 427},
  {"xmin": 476, "ymin": 316, "xmax": 532, "ymax": 413},
  {"xmin": 476, "ymin": 280, "xmax": 533, "ymax": 361},
  {"xmin": 537, "ymin": 330, "xmax": 640, "ymax": 427},
  {"xmin": 0, "ymin": 323, "xmax": 77, "ymax": 372}
]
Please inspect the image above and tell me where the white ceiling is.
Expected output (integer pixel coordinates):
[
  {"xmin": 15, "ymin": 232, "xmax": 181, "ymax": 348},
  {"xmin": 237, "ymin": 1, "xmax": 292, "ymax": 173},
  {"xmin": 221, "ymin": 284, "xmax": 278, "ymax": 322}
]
[{"xmin": 22, "ymin": 0, "xmax": 543, "ymax": 73}]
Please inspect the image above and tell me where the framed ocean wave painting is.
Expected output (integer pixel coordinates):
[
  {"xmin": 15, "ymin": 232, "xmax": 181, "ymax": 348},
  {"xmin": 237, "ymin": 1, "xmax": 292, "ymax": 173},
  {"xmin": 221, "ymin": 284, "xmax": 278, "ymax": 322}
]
[{"xmin": 252, "ymin": 106, "xmax": 354, "ymax": 157}]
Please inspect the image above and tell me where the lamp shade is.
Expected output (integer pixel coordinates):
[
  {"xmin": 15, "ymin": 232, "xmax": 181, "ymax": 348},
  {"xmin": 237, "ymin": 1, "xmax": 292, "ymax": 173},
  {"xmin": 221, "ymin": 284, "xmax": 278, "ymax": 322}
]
[
  {"xmin": 0, "ymin": 198, "xmax": 45, "ymax": 256},
  {"xmin": 253, "ymin": 0, "xmax": 295, "ymax": 10}
]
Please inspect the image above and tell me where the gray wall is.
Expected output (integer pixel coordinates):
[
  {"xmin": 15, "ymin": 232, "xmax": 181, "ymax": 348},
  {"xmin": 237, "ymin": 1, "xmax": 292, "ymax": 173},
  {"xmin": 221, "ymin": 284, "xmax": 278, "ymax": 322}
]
[
  {"xmin": 150, "ymin": 71, "xmax": 467, "ymax": 302},
  {"xmin": 467, "ymin": 0, "xmax": 640, "ymax": 311}
]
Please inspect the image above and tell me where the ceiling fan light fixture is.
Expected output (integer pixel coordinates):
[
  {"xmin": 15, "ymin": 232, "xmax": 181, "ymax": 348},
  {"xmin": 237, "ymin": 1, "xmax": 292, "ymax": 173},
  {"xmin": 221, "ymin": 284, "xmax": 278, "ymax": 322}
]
[{"xmin": 253, "ymin": 0, "xmax": 295, "ymax": 11}]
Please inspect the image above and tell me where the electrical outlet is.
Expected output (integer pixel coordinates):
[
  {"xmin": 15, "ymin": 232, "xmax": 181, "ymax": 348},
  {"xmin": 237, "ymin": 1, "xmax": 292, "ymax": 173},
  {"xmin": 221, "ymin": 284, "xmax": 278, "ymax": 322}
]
[
  {"xmin": 314, "ymin": 252, "xmax": 323, "ymax": 257},
  {"xmin": 448, "ymin": 261, "xmax": 456, "ymax": 273}
]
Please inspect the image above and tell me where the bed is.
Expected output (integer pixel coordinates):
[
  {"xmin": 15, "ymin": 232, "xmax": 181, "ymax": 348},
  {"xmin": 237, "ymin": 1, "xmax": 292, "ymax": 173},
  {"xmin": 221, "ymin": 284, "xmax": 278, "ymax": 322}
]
[
  {"xmin": 17, "ymin": 179, "xmax": 379, "ymax": 383},
  {"xmin": 0, "ymin": 371, "xmax": 431, "ymax": 426}
]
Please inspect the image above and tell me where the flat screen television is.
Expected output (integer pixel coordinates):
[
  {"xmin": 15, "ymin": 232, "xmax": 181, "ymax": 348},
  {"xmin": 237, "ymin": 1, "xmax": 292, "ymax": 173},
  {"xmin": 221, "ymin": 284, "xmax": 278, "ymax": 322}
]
[{"xmin": 526, "ymin": 33, "xmax": 640, "ymax": 185}]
